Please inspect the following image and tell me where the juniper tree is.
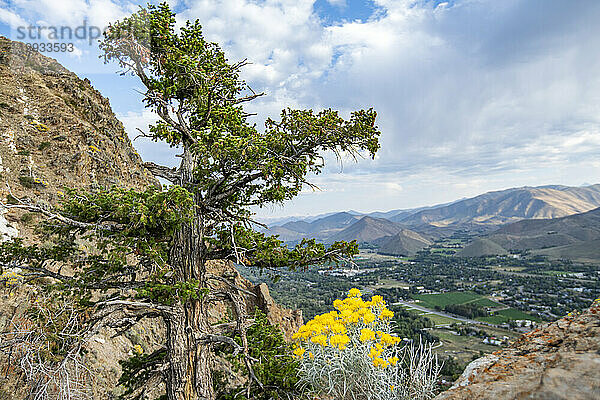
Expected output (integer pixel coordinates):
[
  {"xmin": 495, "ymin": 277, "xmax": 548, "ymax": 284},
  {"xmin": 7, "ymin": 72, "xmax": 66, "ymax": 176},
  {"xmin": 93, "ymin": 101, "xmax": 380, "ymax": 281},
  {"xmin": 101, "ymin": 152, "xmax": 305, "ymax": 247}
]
[{"xmin": 0, "ymin": 3, "xmax": 380, "ymax": 400}]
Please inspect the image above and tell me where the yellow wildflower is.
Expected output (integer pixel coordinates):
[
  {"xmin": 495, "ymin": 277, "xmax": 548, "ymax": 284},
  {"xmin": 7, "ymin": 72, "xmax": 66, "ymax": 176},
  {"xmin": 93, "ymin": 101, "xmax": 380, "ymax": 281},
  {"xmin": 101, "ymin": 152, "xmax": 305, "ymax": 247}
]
[
  {"xmin": 372, "ymin": 357, "xmax": 388, "ymax": 368},
  {"xmin": 310, "ymin": 334, "xmax": 328, "ymax": 347},
  {"xmin": 363, "ymin": 311, "xmax": 376, "ymax": 324},
  {"xmin": 329, "ymin": 334, "xmax": 350, "ymax": 350},
  {"xmin": 360, "ymin": 328, "xmax": 376, "ymax": 342},
  {"xmin": 293, "ymin": 347, "xmax": 306, "ymax": 358},
  {"xmin": 348, "ymin": 288, "xmax": 361, "ymax": 298},
  {"xmin": 333, "ymin": 299, "xmax": 343, "ymax": 310}
]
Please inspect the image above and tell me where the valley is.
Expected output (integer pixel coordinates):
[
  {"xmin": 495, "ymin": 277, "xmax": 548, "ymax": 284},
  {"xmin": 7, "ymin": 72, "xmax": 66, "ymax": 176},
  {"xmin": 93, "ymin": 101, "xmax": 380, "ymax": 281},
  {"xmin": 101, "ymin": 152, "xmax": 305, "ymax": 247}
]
[
  {"xmin": 249, "ymin": 187, "xmax": 600, "ymax": 382},
  {"xmin": 238, "ymin": 243, "xmax": 599, "ymax": 381}
]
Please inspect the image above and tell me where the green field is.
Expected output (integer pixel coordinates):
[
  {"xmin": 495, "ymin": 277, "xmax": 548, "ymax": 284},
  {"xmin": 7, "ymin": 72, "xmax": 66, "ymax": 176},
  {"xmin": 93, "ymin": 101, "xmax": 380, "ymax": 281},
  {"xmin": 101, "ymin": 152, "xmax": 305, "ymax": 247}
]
[
  {"xmin": 477, "ymin": 308, "xmax": 541, "ymax": 324},
  {"xmin": 470, "ymin": 297, "xmax": 502, "ymax": 308},
  {"xmin": 412, "ymin": 291, "xmax": 502, "ymax": 309}
]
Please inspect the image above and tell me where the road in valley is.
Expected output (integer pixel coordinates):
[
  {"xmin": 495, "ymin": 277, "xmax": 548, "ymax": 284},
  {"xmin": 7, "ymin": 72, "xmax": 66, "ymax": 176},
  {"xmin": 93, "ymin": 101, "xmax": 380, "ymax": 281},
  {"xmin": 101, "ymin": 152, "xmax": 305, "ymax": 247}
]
[{"xmin": 391, "ymin": 300, "xmax": 498, "ymax": 327}]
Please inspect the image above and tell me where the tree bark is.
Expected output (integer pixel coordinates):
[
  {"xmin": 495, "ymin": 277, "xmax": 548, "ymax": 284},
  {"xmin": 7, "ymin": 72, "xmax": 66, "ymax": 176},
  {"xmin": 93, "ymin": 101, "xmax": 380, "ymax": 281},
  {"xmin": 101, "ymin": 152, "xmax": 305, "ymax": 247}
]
[
  {"xmin": 165, "ymin": 144, "xmax": 215, "ymax": 400},
  {"xmin": 165, "ymin": 301, "xmax": 214, "ymax": 400}
]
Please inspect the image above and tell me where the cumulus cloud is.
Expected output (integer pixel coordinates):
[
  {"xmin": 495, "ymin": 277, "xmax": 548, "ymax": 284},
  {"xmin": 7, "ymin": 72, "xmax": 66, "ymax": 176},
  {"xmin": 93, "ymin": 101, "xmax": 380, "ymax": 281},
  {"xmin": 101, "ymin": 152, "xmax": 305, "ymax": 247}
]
[{"xmin": 4, "ymin": 0, "xmax": 600, "ymax": 216}]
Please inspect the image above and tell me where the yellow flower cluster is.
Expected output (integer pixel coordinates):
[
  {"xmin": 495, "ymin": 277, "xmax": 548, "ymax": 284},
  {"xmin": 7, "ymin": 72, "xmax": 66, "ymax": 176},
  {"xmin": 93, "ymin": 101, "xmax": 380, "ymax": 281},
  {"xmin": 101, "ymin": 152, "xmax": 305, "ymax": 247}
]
[
  {"xmin": 294, "ymin": 290, "xmax": 394, "ymax": 342},
  {"xmin": 374, "ymin": 357, "xmax": 398, "ymax": 369},
  {"xmin": 29, "ymin": 120, "xmax": 48, "ymax": 132},
  {"xmin": 133, "ymin": 344, "xmax": 144, "ymax": 355},
  {"xmin": 293, "ymin": 347, "xmax": 306, "ymax": 358},
  {"xmin": 1, "ymin": 270, "xmax": 23, "ymax": 286},
  {"xmin": 330, "ymin": 334, "xmax": 350, "ymax": 350},
  {"xmin": 33, "ymin": 177, "xmax": 48, "ymax": 187},
  {"xmin": 293, "ymin": 289, "xmax": 401, "ymax": 367}
]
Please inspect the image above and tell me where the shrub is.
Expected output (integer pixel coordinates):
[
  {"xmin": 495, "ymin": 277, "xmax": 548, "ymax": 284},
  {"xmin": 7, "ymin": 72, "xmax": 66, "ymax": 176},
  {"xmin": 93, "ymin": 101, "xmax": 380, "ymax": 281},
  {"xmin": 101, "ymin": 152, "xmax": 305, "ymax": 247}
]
[
  {"xmin": 20, "ymin": 212, "xmax": 35, "ymax": 224},
  {"xmin": 293, "ymin": 289, "xmax": 441, "ymax": 400},
  {"xmin": 18, "ymin": 176, "xmax": 47, "ymax": 188},
  {"xmin": 214, "ymin": 310, "xmax": 308, "ymax": 400},
  {"xmin": 38, "ymin": 141, "xmax": 51, "ymax": 151},
  {"xmin": 18, "ymin": 176, "xmax": 37, "ymax": 188}
]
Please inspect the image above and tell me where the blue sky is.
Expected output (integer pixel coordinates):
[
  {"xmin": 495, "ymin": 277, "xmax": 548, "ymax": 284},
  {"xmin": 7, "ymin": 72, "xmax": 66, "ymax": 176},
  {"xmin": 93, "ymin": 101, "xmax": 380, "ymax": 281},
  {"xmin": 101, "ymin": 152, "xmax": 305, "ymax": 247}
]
[{"xmin": 2, "ymin": 0, "xmax": 600, "ymax": 219}]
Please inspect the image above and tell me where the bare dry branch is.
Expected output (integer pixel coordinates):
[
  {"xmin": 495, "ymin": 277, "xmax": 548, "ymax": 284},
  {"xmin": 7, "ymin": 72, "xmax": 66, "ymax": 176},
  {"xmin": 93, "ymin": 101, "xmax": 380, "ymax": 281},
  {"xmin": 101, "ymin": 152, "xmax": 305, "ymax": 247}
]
[{"xmin": 143, "ymin": 162, "xmax": 180, "ymax": 183}]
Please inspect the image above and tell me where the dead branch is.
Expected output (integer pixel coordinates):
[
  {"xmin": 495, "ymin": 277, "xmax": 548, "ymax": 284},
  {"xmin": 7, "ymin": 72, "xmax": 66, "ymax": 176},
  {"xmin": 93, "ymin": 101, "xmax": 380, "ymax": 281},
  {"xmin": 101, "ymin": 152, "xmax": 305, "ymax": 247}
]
[{"xmin": 143, "ymin": 162, "xmax": 180, "ymax": 183}]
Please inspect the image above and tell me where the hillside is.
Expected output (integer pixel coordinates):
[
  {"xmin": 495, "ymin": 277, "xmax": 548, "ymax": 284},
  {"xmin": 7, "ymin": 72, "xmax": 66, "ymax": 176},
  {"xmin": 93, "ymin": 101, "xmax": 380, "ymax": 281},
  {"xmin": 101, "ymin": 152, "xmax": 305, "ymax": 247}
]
[
  {"xmin": 376, "ymin": 229, "xmax": 432, "ymax": 256},
  {"xmin": 0, "ymin": 37, "xmax": 156, "ymax": 202},
  {"xmin": 328, "ymin": 215, "xmax": 402, "ymax": 243},
  {"xmin": 458, "ymin": 207, "xmax": 600, "ymax": 261},
  {"xmin": 395, "ymin": 185, "xmax": 600, "ymax": 228},
  {"xmin": 457, "ymin": 237, "xmax": 509, "ymax": 257},
  {"xmin": 435, "ymin": 299, "xmax": 600, "ymax": 399}
]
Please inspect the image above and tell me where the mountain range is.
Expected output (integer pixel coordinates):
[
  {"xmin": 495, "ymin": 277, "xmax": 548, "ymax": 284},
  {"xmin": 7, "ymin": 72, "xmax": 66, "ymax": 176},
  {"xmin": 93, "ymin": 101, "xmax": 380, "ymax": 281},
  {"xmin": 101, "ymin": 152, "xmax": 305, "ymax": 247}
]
[
  {"xmin": 459, "ymin": 207, "xmax": 600, "ymax": 262},
  {"xmin": 261, "ymin": 184, "xmax": 600, "ymax": 258}
]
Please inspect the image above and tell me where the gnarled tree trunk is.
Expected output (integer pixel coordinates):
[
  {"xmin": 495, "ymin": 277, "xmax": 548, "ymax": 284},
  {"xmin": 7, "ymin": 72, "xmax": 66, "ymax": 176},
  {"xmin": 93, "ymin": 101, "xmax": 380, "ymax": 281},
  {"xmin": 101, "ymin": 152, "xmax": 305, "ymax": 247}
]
[
  {"xmin": 165, "ymin": 301, "xmax": 213, "ymax": 400},
  {"xmin": 165, "ymin": 146, "xmax": 215, "ymax": 400}
]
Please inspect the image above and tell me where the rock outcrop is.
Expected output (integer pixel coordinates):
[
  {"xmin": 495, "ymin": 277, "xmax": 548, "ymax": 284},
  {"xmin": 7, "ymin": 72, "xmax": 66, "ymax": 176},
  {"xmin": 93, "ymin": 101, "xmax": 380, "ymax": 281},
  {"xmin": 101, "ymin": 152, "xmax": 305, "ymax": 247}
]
[
  {"xmin": 0, "ymin": 36, "xmax": 156, "ymax": 197},
  {"xmin": 436, "ymin": 299, "xmax": 600, "ymax": 400}
]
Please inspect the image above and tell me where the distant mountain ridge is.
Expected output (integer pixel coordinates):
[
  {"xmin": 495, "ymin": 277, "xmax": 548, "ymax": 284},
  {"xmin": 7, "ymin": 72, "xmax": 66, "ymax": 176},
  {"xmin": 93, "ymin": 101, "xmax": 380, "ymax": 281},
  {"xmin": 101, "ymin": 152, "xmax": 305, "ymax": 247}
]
[
  {"xmin": 329, "ymin": 216, "xmax": 403, "ymax": 243},
  {"xmin": 261, "ymin": 184, "xmax": 600, "ymax": 248},
  {"xmin": 458, "ymin": 207, "xmax": 600, "ymax": 262},
  {"xmin": 375, "ymin": 229, "xmax": 433, "ymax": 256},
  {"xmin": 396, "ymin": 185, "xmax": 600, "ymax": 227}
]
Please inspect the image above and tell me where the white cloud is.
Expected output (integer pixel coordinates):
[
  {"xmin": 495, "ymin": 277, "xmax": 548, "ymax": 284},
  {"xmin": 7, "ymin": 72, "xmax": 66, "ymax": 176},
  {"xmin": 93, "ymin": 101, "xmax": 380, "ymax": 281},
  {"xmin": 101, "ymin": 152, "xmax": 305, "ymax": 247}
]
[
  {"xmin": 4, "ymin": 0, "xmax": 600, "ymax": 216},
  {"xmin": 0, "ymin": 3, "xmax": 27, "ymax": 28}
]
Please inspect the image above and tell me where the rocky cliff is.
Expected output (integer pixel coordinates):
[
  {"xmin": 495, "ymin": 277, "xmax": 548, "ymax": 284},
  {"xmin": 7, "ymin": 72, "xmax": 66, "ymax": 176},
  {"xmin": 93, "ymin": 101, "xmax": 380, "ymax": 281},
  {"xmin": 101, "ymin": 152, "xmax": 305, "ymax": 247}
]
[
  {"xmin": 0, "ymin": 37, "xmax": 302, "ymax": 399},
  {"xmin": 435, "ymin": 298, "xmax": 600, "ymax": 400}
]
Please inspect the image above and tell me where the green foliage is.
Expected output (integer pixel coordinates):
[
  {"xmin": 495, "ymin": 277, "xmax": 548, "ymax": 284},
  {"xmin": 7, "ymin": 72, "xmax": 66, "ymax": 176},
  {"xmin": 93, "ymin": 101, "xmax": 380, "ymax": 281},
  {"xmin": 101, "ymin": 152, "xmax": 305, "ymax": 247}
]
[
  {"xmin": 60, "ymin": 185, "xmax": 194, "ymax": 238},
  {"xmin": 38, "ymin": 141, "xmax": 51, "ymax": 151},
  {"xmin": 17, "ymin": 150, "xmax": 31, "ymax": 156},
  {"xmin": 215, "ymin": 311, "xmax": 308, "ymax": 400},
  {"xmin": 210, "ymin": 225, "xmax": 358, "ymax": 271},
  {"xmin": 390, "ymin": 307, "xmax": 438, "ymax": 343},
  {"xmin": 19, "ymin": 212, "xmax": 35, "ymax": 224},
  {"xmin": 443, "ymin": 303, "xmax": 487, "ymax": 319},
  {"xmin": 136, "ymin": 277, "xmax": 209, "ymax": 305},
  {"xmin": 118, "ymin": 348, "xmax": 167, "ymax": 400},
  {"xmin": 18, "ymin": 175, "xmax": 37, "ymax": 188},
  {"xmin": 438, "ymin": 356, "xmax": 466, "ymax": 382}
]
